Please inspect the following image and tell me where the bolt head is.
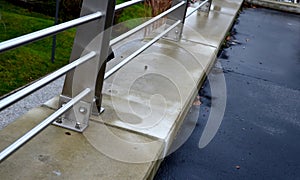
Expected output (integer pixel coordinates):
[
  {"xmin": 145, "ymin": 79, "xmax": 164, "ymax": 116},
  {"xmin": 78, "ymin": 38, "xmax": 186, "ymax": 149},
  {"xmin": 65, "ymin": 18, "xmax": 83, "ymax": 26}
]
[
  {"xmin": 56, "ymin": 117, "xmax": 62, "ymax": 123},
  {"xmin": 75, "ymin": 122, "xmax": 81, "ymax": 129},
  {"xmin": 79, "ymin": 107, "xmax": 87, "ymax": 114}
]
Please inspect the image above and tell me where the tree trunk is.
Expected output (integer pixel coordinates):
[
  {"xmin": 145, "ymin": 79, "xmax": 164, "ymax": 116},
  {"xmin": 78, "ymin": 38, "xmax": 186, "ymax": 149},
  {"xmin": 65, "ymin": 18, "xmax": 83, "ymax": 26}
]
[{"xmin": 145, "ymin": 0, "xmax": 172, "ymax": 16}]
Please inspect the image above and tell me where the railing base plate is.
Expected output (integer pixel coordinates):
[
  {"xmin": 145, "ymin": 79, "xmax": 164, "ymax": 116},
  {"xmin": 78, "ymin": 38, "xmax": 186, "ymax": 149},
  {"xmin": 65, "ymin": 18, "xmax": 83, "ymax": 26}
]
[{"xmin": 53, "ymin": 95, "xmax": 91, "ymax": 133}]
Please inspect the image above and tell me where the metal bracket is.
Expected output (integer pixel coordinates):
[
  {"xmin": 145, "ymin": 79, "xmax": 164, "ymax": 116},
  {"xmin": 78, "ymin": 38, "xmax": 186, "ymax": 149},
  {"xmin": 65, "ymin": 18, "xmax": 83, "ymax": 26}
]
[
  {"xmin": 163, "ymin": 0, "xmax": 188, "ymax": 41},
  {"xmin": 163, "ymin": 20, "xmax": 183, "ymax": 41},
  {"xmin": 53, "ymin": 95, "xmax": 91, "ymax": 132}
]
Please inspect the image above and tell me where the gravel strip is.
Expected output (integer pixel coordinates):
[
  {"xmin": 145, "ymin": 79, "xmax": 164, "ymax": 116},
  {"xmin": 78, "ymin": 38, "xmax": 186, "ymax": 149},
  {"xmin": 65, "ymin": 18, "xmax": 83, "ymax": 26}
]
[{"xmin": 0, "ymin": 76, "xmax": 64, "ymax": 130}]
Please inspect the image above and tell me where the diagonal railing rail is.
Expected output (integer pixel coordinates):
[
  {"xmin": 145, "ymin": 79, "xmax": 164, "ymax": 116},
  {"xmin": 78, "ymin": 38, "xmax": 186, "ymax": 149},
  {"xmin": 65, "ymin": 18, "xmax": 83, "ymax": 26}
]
[{"xmin": 0, "ymin": 0, "xmax": 211, "ymax": 163}]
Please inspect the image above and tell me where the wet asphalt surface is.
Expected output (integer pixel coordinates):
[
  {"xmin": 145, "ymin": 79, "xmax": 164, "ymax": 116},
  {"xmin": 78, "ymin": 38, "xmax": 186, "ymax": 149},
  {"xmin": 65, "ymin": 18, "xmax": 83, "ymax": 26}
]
[{"xmin": 155, "ymin": 7, "xmax": 300, "ymax": 180}]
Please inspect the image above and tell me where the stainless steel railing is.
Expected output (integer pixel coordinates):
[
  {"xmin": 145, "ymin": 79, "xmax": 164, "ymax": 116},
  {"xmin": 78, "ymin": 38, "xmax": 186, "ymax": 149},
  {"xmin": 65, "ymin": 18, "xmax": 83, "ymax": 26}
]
[
  {"xmin": 0, "ymin": 88, "xmax": 91, "ymax": 162},
  {"xmin": 0, "ymin": 52, "xmax": 96, "ymax": 111},
  {"xmin": 186, "ymin": 0, "xmax": 209, "ymax": 18},
  {"xmin": 0, "ymin": 12, "xmax": 103, "ymax": 53},
  {"xmin": 0, "ymin": 0, "xmax": 211, "ymax": 162},
  {"xmin": 115, "ymin": 0, "xmax": 144, "ymax": 11},
  {"xmin": 106, "ymin": 20, "xmax": 182, "ymax": 80},
  {"xmin": 110, "ymin": 1, "xmax": 186, "ymax": 46}
]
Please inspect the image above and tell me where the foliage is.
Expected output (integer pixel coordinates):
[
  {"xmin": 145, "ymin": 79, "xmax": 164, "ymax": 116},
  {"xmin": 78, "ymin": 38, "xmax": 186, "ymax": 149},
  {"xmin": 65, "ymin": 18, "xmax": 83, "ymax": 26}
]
[
  {"xmin": 0, "ymin": 0, "xmax": 74, "ymax": 96},
  {"xmin": 7, "ymin": 0, "xmax": 57, "ymax": 18},
  {"xmin": 58, "ymin": 0, "xmax": 82, "ymax": 22}
]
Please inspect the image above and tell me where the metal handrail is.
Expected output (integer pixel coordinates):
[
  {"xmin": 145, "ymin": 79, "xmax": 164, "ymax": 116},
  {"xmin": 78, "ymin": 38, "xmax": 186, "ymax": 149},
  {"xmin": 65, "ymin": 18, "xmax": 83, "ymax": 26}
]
[
  {"xmin": 186, "ymin": 0, "xmax": 209, "ymax": 18},
  {"xmin": 110, "ymin": 1, "xmax": 186, "ymax": 46},
  {"xmin": 105, "ymin": 20, "xmax": 182, "ymax": 80},
  {"xmin": 0, "ymin": 88, "xmax": 91, "ymax": 162},
  {"xmin": 0, "ymin": 52, "xmax": 96, "ymax": 111},
  {"xmin": 115, "ymin": 0, "xmax": 144, "ymax": 11},
  {"xmin": 0, "ymin": 12, "xmax": 103, "ymax": 53}
]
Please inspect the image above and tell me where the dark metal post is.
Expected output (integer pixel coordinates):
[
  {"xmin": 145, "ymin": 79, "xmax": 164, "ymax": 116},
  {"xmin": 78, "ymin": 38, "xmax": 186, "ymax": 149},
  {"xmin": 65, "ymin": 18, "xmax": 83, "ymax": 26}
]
[{"xmin": 51, "ymin": 0, "xmax": 60, "ymax": 63}]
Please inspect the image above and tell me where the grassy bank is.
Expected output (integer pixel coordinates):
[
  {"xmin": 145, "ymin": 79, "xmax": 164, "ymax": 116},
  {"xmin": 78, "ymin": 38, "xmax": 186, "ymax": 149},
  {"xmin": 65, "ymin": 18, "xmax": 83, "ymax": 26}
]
[{"xmin": 0, "ymin": 0, "xmax": 74, "ymax": 96}]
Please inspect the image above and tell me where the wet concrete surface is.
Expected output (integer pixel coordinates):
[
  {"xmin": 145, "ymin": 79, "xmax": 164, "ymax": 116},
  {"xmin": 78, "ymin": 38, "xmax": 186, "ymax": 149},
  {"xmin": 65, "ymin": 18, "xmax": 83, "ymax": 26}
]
[{"xmin": 155, "ymin": 7, "xmax": 300, "ymax": 180}]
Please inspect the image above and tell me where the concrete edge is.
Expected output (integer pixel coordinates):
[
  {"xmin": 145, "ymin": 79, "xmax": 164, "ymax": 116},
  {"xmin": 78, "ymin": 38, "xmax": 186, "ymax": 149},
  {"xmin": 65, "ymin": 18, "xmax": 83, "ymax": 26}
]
[
  {"xmin": 147, "ymin": 2, "xmax": 245, "ymax": 179},
  {"xmin": 245, "ymin": 0, "xmax": 300, "ymax": 13}
]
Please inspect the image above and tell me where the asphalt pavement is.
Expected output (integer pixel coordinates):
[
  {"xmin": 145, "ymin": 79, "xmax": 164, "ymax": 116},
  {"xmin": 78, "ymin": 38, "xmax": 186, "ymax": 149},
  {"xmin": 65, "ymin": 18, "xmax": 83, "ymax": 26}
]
[{"xmin": 155, "ymin": 7, "xmax": 300, "ymax": 180}]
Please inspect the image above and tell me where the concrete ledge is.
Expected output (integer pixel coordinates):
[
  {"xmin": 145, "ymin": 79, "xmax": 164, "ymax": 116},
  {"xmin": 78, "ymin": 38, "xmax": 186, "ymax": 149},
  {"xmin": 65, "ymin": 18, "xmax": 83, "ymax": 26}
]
[
  {"xmin": 0, "ymin": 107, "xmax": 164, "ymax": 179},
  {"xmin": 246, "ymin": 0, "xmax": 300, "ymax": 13}
]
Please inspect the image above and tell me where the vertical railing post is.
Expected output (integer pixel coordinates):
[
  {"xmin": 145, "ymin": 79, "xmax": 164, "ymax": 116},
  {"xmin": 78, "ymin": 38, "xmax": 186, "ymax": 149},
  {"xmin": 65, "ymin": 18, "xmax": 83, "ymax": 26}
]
[
  {"xmin": 54, "ymin": 0, "xmax": 115, "ymax": 132},
  {"xmin": 164, "ymin": 0, "xmax": 188, "ymax": 41}
]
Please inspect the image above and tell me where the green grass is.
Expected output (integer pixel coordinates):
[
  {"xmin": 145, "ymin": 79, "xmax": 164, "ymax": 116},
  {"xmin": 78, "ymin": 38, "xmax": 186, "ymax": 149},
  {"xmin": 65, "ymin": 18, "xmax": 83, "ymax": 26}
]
[{"xmin": 0, "ymin": 0, "xmax": 74, "ymax": 96}]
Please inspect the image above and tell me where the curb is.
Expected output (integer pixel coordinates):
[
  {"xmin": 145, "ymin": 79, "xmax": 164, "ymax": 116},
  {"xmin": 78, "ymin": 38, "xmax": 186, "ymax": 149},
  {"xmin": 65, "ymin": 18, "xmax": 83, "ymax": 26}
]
[{"xmin": 246, "ymin": 0, "xmax": 300, "ymax": 13}]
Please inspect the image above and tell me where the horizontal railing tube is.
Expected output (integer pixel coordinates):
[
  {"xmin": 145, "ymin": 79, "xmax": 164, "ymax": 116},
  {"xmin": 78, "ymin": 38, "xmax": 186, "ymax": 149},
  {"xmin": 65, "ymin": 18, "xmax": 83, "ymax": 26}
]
[
  {"xmin": 110, "ymin": 1, "xmax": 186, "ymax": 46},
  {"xmin": 115, "ymin": 0, "xmax": 144, "ymax": 11},
  {"xmin": 105, "ymin": 20, "xmax": 182, "ymax": 79},
  {"xmin": 0, "ymin": 52, "xmax": 96, "ymax": 111},
  {"xmin": 0, "ymin": 12, "xmax": 103, "ymax": 53},
  {"xmin": 0, "ymin": 88, "xmax": 91, "ymax": 162},
  {"xmin": 185, "ymin": 0, "xmax": 209, "ymax": 18}
]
